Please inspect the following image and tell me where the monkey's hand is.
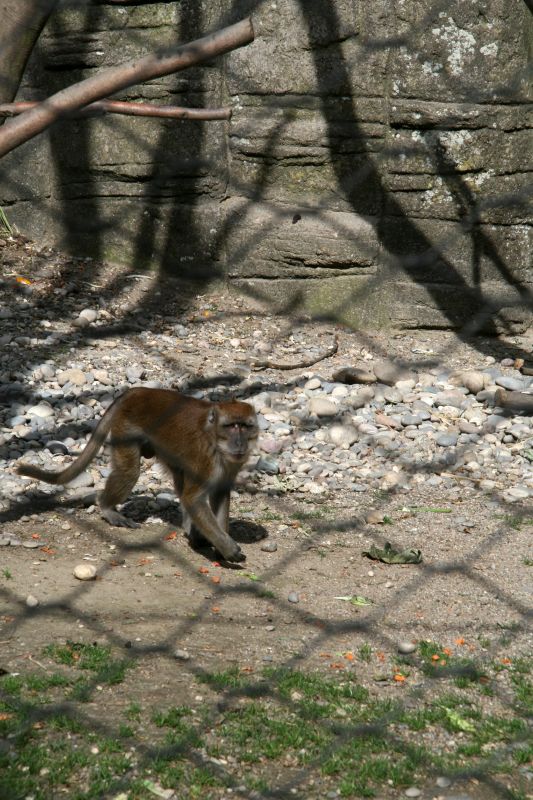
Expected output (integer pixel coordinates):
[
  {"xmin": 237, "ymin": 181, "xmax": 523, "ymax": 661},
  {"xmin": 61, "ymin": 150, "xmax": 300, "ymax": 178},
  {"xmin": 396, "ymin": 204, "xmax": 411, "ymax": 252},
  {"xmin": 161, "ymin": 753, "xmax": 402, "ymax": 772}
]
[
  {"xmin": 183, "ymin": 497, "xmax": 246, "ymax": 563},
  {"xmin": 101, "ymin": 508, "xmax": 141, "ymax": 529},
  {"xmin": 222, "ymin": 542, "xmax": 246, "ymax": 563}
]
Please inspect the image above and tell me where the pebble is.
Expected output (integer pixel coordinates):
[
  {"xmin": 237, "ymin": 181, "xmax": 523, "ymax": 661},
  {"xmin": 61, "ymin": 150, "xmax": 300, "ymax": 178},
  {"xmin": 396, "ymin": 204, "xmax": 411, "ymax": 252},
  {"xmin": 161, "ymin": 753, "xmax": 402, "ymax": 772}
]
[
  {"xmin": 332, "ymin": 367, "xmax": 376, "ymax": 385},
  {"xmin": 26, "ymin": 594, "xmax": 39, "ymax": 608},
  {"xmin": 287, "ymin": 592, "xmax": 299, "ymax": 604},
  {"xmin": 261, "ymin": 541, "xmax": 278, "ymax": 552},
  {"xmin": 329, "ymin": 424, "xmax": 358, "ymax": 447},
  {"xmin": 0, "ymin": 533, "xmax": 22, "ymax": 546},
  {"xmin": 495, "ymin": 376, "xmax": 525, "ymax": 391},
  {"xmin": 27, "ymin": 402, "xmax": 54, "ymax": 418},
  {"xmin": 451, "ymin": 370, "xmax": 486, "ymax": 394},
  {"xmin": 173, "ymin": 649, "xmax": 190, "ymax": 661},
  {"xmin": 404, "ymin": 788, "xmax": 421, "ymax": 798},
  {"xmin": 308, "ymin": 396, "xmax": 338, "ymax": 417},
  {"xmin": 78, "ymin": 308, "xmax": 98, "ymax": 323},
  {"xmin": 57, "ymin": 368, "xmax": 87, "ymax": 386},
  {"xmin": 436, "ymin": 433, "xmax": 458, "ymax": 447},
  {"xmin": 435, "ymin": 776, "xmax": 452, "ymax": 788},
  {"xmin": 366, "ymin": 510, "xmax": 385, "ymax": 524},
  {"xmin": 73, "ymin": 564, "xmax": 97, "ymax": 580},
  {"xmin": 398, "ymin": 641, "xmax": 417, "ymax": 654},
  {"xmin": 255, "ymin": 456, "xmax": 279, "ymax": 474},
  {"xmin": 373, "ymin": 362, "xmax": 414, "ymax": 386},
  {"xmin": 45, "ymin": 440, "xmax": 70, "ymax": 455}
]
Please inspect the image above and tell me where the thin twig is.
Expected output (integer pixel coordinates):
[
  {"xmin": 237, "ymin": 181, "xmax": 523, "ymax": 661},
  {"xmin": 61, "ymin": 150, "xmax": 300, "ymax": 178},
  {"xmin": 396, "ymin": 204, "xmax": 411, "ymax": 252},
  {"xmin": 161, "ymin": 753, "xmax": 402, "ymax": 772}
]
[{"xmin": 251, "ymin": 335, "xmax": 339, "ymax": 370}]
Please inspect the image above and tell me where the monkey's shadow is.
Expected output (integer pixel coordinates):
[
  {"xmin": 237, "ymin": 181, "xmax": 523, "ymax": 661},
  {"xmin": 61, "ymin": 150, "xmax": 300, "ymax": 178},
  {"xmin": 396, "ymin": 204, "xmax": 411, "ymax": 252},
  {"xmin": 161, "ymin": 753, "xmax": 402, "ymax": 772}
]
[{"xmin": 123, "ymin": 495, "xmax": 268, "ymax": 549}]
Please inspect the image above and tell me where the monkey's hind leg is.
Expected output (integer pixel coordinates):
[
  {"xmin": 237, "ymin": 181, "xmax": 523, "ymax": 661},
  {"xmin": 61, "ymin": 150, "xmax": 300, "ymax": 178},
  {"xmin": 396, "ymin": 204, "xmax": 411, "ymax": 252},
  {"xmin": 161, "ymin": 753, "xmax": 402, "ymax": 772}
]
[{"xmin": 99, "ymin": 445, "xmax": 141, "ymax": 529}]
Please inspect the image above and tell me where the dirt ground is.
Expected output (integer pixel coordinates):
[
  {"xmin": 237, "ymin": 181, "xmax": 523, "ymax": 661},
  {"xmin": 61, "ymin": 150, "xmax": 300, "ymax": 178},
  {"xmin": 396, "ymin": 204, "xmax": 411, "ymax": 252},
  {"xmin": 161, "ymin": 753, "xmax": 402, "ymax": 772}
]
[{"xmin": 0, "ymin": 234, "xmax": 532, "ymax": 799}]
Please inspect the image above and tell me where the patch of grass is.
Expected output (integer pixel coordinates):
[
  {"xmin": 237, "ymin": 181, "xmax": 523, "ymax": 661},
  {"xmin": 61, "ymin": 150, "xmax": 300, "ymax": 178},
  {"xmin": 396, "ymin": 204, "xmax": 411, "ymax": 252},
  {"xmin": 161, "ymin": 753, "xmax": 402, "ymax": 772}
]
[
  {"xmin": 495, "ymin": 514, "xmax": 533, "ymax": 530},
  {"xmin": 1, "ymin": 649, "xmax": 530, "ymax": 799},
  {"xmin": 43, "ymin": 641, "xmax": 132, "ymax": 700},
  {"xmin": 417, "ymin": 641, "xmax": 485, "ymax": 686},
  {"xmin": 44, "ymin": 640, "xmax": 111, "ymax": 670},
  {"xmin": 222, "ymin": 701, "xmax": 328, "ymax": 763},
  {"xmin": 198, "ymin": 666, "xmax": 250, "ymax": 691},
  {"xmin": 359, "ymin": 643, "xmax": 372, "ymax": 663},
  {"xmin": 2, "ymin": 568, "xmax": 12, "ymax": 580},
  {"xmin": 259, "ymin": 510, "xmax": 283, "ymax": 521},
  {"xmin": 266, "ymin": 667, "xmax": 369, "ymax": 704},
  {"xmin": 125, "ymin": 701, "xmax": 142, "ymax": 721},
  {"xmin": 512, "ymin": 674, "xmax": 532, "ymax": 712},
  {"xmin": 410, "ymin": 506, "xmax": 452, "ymax": 514}
]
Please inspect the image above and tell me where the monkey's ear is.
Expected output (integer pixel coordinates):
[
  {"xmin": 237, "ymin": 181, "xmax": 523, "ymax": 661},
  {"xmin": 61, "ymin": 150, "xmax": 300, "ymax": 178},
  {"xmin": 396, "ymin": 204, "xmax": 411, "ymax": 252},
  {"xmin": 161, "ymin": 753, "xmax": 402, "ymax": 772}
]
[{"xmin": 206, "ymin": 407, "xmax": 218, "ymax": 429}]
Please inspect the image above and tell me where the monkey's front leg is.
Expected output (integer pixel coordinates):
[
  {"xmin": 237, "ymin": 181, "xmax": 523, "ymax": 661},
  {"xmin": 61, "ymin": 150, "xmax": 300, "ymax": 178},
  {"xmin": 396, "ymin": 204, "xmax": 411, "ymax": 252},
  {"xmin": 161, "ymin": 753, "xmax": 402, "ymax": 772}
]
[{"xmin": 181, "ymin": 484, "xmax": 244, "ymax": 563}]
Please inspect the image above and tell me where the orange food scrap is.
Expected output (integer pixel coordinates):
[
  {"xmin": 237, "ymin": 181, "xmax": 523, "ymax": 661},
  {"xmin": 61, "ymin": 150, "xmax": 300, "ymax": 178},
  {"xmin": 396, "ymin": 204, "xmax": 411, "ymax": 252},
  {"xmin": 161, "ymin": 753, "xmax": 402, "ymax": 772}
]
[
  {"xmin": 443, "ymin": 647, "xmax": 452, "ymax": 656},
  {"xmin": 329, "ymin": 662, "xmax": 345, "ymax": 670},
  {"xmin": 31, "ymin": 533, "xmax": 41, "ymax": 540},
  {"xmin": 211, "ymin": 561, "xmax": 221, "ymax": 567},
  {"xmin": 164, "ymin": 531, "xmax": 177, "ymax": 541},
  {"xmin": 137, "ymin": 557, "xmax": 153, "ymax": 566},
  {"xmin": 198, "ymin": 567, "xmax": 210, "ymax": 574},
  {"xmin": 439, "ymin": 659, "xmax": 447, "ymax": 666},
  {"xmin": 455, "ymin": 637, "xmax": 466, "ymax": 646},
  {"xmin": 211, "ymin": 606, "xmax": 220, "ymax": 613},
  {"xmin": 319, "ymin": 653, "xmax": 332, "ymax": 658},
  {"xmin": 376, "ymin": 651, "xmax": 385, "ymax": 662},
  {"xmin": 431, "ymin": 654, "xmax": 440, "ymax": 661},
  {"xmin": 211, "ymin": 576, "xmax": 221, "ymax": 584},
  {"xmin": 16, "ymin": 276, "xmax": 31, "ymax": 285},
  {"xmin": 501, "ymin": 657, "xmax": 512, "ymax": 665},
  {"xmin": 40, "ymin": 546, "xmax": 55, "ymax": 555},
  {"xmin": 0, "ymin": 713, "xmax": 13, "ymax": 721},
  {"xmin": 393, "ymin": 673, "xmax": 406, "ymax": 683},
  {"xmin": 344, "ymin": 652, "xmax": 355, "ymax": 661},
  {"xmin": 241, "ymin": 666, "xmax": 254, "ymax": 673},
  {"xmin": 173, "ymin": 571, "xmax": 181, "ymax": 577}
]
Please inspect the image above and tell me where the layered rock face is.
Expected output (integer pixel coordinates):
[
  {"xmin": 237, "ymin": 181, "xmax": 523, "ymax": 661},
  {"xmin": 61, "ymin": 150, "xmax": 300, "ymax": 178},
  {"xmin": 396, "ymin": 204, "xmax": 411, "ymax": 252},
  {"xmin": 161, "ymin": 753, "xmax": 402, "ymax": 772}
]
[{"xmin": 1, "ymin": 0, "xmax": 531, "ymax": 329}]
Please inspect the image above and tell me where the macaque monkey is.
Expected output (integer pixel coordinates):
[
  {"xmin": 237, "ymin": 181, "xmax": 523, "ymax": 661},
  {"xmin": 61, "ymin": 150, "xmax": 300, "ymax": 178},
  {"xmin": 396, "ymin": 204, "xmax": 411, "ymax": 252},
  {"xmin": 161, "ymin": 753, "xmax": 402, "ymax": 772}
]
[{"xmin": 17, "ymin": 388, "xmax": 258, "ymax": 563}]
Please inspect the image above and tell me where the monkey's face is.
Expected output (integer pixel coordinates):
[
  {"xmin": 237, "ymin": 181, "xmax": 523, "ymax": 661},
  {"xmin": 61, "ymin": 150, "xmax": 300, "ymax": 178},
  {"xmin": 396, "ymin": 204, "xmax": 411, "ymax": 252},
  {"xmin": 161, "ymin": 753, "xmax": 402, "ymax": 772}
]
[{"xmin": 215, "ymin": 405, "xmax": 258, "ymax": 463}]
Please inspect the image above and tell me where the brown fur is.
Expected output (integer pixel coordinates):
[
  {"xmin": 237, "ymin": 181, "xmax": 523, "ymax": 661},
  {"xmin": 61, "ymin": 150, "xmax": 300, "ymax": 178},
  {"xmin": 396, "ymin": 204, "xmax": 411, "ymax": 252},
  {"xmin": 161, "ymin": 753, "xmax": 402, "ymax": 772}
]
[{"xmin": 17, "ymin": 388, "xmax": 258, "ymax": 562}]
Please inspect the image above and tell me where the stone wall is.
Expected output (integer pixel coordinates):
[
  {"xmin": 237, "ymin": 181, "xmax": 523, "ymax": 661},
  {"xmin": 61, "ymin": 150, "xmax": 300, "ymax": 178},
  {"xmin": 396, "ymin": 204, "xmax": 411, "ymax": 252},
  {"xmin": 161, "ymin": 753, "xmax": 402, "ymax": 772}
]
[{"xmin": 1, "ymin": 0, "xmax": 531, "ymax": 330}]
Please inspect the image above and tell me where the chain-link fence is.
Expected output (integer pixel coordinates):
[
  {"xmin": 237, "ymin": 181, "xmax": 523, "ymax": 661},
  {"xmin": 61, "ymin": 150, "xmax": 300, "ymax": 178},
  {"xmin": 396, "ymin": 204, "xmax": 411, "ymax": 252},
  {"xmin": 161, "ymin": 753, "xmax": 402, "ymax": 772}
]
[{"xmin": 0, "ymin": 1, "xmax": 532, "ymax": 799}]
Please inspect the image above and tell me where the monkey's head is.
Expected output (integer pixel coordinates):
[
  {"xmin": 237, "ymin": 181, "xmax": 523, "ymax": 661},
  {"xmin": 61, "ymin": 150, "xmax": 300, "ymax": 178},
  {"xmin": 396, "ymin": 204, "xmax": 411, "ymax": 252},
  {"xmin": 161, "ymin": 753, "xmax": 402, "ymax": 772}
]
[{"xmin": 210, "ymin": 401, "xmax": 258, "ymax": 463}]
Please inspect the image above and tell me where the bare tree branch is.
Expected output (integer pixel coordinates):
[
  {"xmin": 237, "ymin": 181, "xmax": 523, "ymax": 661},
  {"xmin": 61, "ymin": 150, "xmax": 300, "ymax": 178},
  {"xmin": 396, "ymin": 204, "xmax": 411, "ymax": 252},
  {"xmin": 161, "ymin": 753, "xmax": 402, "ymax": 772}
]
[
  {"xmin": 0, "ymin": 100, "xmax": 232, "ymax": 120},
  {"xmin": 0, "ymin": 17, "xmax": 254, "ymax": 158}
]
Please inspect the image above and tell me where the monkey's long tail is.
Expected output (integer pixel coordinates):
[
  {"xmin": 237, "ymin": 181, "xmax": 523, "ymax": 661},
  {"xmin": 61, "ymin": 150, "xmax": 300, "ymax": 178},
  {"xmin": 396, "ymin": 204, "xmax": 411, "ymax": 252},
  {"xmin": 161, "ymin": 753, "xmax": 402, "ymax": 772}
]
[{"xmin": 16, "ymin": 400, "xmax": 117, "ymax": 486}]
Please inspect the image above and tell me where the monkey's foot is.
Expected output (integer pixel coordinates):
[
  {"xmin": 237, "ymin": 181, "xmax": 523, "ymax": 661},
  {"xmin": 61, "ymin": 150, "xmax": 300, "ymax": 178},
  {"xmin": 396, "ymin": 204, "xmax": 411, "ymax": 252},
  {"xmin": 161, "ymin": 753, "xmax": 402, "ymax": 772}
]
[{"xmin": 101, "ymin": 509, "xmax": 141, "ymax": 529}]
